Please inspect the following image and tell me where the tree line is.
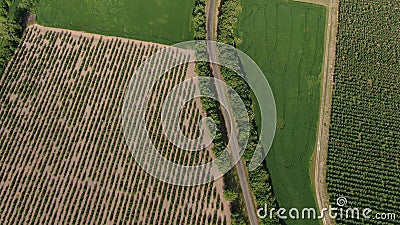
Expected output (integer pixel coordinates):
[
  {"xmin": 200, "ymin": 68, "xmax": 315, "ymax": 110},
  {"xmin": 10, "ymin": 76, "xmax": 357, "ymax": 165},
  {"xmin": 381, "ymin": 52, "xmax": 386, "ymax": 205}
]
[
  {"xmin": 0, "ymin": 0, "xmax": 38, "ymax": 75},
  {"xmin": 192, "ymin": 0, "xmax": 281, "ymax": 224}
]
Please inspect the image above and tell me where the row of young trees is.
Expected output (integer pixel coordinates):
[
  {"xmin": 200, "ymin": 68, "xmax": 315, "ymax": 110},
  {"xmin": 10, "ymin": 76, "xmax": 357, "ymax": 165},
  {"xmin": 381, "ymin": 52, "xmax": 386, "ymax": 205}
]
[
  {"xmin": 327, "ymin": 1, "xmax": 400, "ymax": 224},
  {"xmin": 0, "ymin": 25, "xmax": 231, "ymax": 225}
]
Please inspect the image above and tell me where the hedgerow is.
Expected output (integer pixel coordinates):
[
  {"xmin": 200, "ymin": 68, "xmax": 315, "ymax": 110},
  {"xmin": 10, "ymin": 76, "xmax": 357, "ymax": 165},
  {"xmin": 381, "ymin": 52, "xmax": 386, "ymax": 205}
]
[{"xmin": 192, "ymin": 0, "xmax": 280, "ymax": 224}]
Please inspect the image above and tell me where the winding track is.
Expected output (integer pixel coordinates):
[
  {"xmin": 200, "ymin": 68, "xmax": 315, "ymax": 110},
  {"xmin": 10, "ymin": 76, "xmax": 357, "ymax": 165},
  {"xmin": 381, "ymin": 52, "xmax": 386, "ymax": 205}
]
[{"xmin": 205, "ymin": 0, "xmax": 259, "ymax": 225}]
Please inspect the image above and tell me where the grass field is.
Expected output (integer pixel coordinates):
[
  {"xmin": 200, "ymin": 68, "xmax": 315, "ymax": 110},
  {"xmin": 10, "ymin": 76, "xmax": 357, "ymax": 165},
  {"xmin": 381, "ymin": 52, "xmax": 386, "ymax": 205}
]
[
  {"xmin": 36, "ymin": 0, "xmax": 194, "ymax": 45},
  {"xmin": 237, "ymin": 0, "xmax": 326, "ymax": 224}
]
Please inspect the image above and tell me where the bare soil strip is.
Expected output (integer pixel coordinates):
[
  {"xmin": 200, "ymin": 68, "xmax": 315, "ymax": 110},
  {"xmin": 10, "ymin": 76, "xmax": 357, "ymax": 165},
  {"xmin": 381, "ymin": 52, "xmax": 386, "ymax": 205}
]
[{"xmin": 293, "ymin": 0, "xmax": 329, "ymax": 7}]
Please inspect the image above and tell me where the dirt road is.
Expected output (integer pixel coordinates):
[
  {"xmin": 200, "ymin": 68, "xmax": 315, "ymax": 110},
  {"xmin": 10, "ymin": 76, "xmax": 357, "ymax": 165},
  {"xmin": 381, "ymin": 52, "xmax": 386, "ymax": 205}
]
[
  {"xmin": 311, "ymin": 0, "xmax": 339, "ymax": 225},
  {"xmin": 204, "ymin": 0, "xmax": 339, "ymax": 224},
  {"xmin": 205, "ymin": 0, "xmax": 259, "ymax": 225}
]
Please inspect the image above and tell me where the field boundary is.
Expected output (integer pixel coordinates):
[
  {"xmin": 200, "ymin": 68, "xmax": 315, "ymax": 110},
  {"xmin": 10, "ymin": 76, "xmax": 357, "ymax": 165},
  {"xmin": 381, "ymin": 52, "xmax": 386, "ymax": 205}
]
[
  {"xmin": 206, "ymin": 0, "xmax": 259, "ymax": 224},
  {"xmin": 36, "ymin": 0, "xmax": 194, "ymax": 45},
  {"xmin": 292, "ymin": 0, "xmax": 329, "ymax": 7},
  {"xmin": 310, "ymin": 0, "xmax": 339, "ymax": 225},
  {"xmin": 28, "ymin": 24, "xmax": 168, "ymax": 48}
]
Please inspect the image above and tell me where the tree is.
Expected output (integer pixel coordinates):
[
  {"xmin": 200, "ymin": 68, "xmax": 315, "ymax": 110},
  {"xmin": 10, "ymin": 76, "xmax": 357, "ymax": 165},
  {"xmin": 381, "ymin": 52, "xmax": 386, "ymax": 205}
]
[{"xmin": 223, "ymin": 190, "xmax": 238, "ymax": 202}]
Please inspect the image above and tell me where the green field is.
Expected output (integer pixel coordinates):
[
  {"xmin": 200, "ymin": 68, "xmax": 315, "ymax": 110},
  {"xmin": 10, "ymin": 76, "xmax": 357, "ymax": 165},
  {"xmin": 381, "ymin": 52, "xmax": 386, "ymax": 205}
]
[
  {"xmin": 36, "ymin": 0, "xmax": 194, "ymax": 45},
  {"xmin": 237, "ymin": 0, "xmax": 326, "ymax": 224}
]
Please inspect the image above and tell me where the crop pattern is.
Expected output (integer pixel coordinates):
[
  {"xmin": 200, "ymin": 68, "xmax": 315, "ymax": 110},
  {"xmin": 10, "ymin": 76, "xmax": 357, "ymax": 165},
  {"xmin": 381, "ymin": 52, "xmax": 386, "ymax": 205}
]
[
  {"xmin": 0, "ymin": 25, "xmax": 231, "ymax": 224},
  {"xmin": 326, "ymin": 1, "xmax": 400, "ymax": 224}
]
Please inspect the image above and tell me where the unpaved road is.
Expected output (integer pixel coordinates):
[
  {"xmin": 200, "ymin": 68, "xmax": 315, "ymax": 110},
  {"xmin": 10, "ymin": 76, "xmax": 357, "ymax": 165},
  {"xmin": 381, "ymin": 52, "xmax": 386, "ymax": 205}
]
[
  {"xmin": 205, "ymin": 0, "xmax": 259, "ymax": 225},
  {"xmin": 311, "ymin": 0, "xmax": 339, "ymax": 225}
]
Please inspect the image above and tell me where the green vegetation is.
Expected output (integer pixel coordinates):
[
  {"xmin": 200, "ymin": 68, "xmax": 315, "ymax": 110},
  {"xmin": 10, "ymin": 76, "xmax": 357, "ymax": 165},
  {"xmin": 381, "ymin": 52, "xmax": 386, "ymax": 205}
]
[
  {"xmin": 194, "ymin": 0, "xmax": 289, "ymax": 223},
  {"xmin": 36, "ymin": 0, "xmax": 194, "ymax": 45},
  {"xmin": 0, "ymin": 0, "xmax": 37, "ymax": 75},
  {"xmin": 193, "ymin": 0, "xmax": 261, "ymax": 223},
  {"xmin": 196, "ymin": 59, "xmax": 251, "ymax": 224},
  {"xmin": 192, "ymin": 0, "xmax": 206, "ymax": 40},
  {"xmin": 327, "ymin": 1, "xmax": 400, "ymax": 224},
  {"xmin": 224, "ymin": 190, "xmax": 239, "ymax": 202},
  {"xmin": 0, "ymin": 25, "xmax": 231, "ymax": 224},
  {"xmin": 194, "ymin": 12, "xmax": 248, "ymax": 225},
  {"xmin": 193, "ymin": 0, "xmax": 282, "ymax": 223},
  {"xmin": 218, "ymin": 1, "xmax": 280, "ymax": 225},
  {"xmin": 237, "ymin": 0, "xmax": 326, "ymax": 224}
]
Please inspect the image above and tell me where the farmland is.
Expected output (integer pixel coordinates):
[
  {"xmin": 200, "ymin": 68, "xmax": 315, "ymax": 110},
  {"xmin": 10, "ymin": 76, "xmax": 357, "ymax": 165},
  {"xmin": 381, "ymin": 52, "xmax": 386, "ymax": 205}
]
[
  {"xmin": 36, "ymin": 0, "xmax": 194, "ymax": 45},
  {"xmin": 216, "ymin": 0, "xmax": 281, "ymax": 224},
  {"xmin": 326, "ymin": 0, "xmax": 400, "ymax": 224},
  {"xmin": 0, "ymin": 0, "xmax": 30, "ymax": 75},
  {"xmin": 0, "ymin": 25, "xmax": 231, "ymax": 224},
  {"xmin": 237, "ymin": 0, "xmax": 327, "ymax": 217},
  {"xmin": 237, "ymin": 0, "xmax": 326, "ymax": 224}
]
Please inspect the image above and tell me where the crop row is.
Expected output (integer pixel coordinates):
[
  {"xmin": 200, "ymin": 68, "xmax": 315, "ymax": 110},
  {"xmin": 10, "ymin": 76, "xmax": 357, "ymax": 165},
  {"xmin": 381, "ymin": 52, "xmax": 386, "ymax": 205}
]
[
  {"xmin": 0, "ymin": 25, "xmax": 231, "ymax": 224},
  {"xmin": 326, "ymin": 1, "xmax": 400, "ymax": 224}
]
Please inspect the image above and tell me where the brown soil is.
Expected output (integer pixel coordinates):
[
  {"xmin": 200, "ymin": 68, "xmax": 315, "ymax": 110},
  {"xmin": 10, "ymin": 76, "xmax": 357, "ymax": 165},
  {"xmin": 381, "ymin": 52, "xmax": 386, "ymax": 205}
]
[{"xmin": 0, "ymin": 24, "xmax": 232, "ymax": 225}]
